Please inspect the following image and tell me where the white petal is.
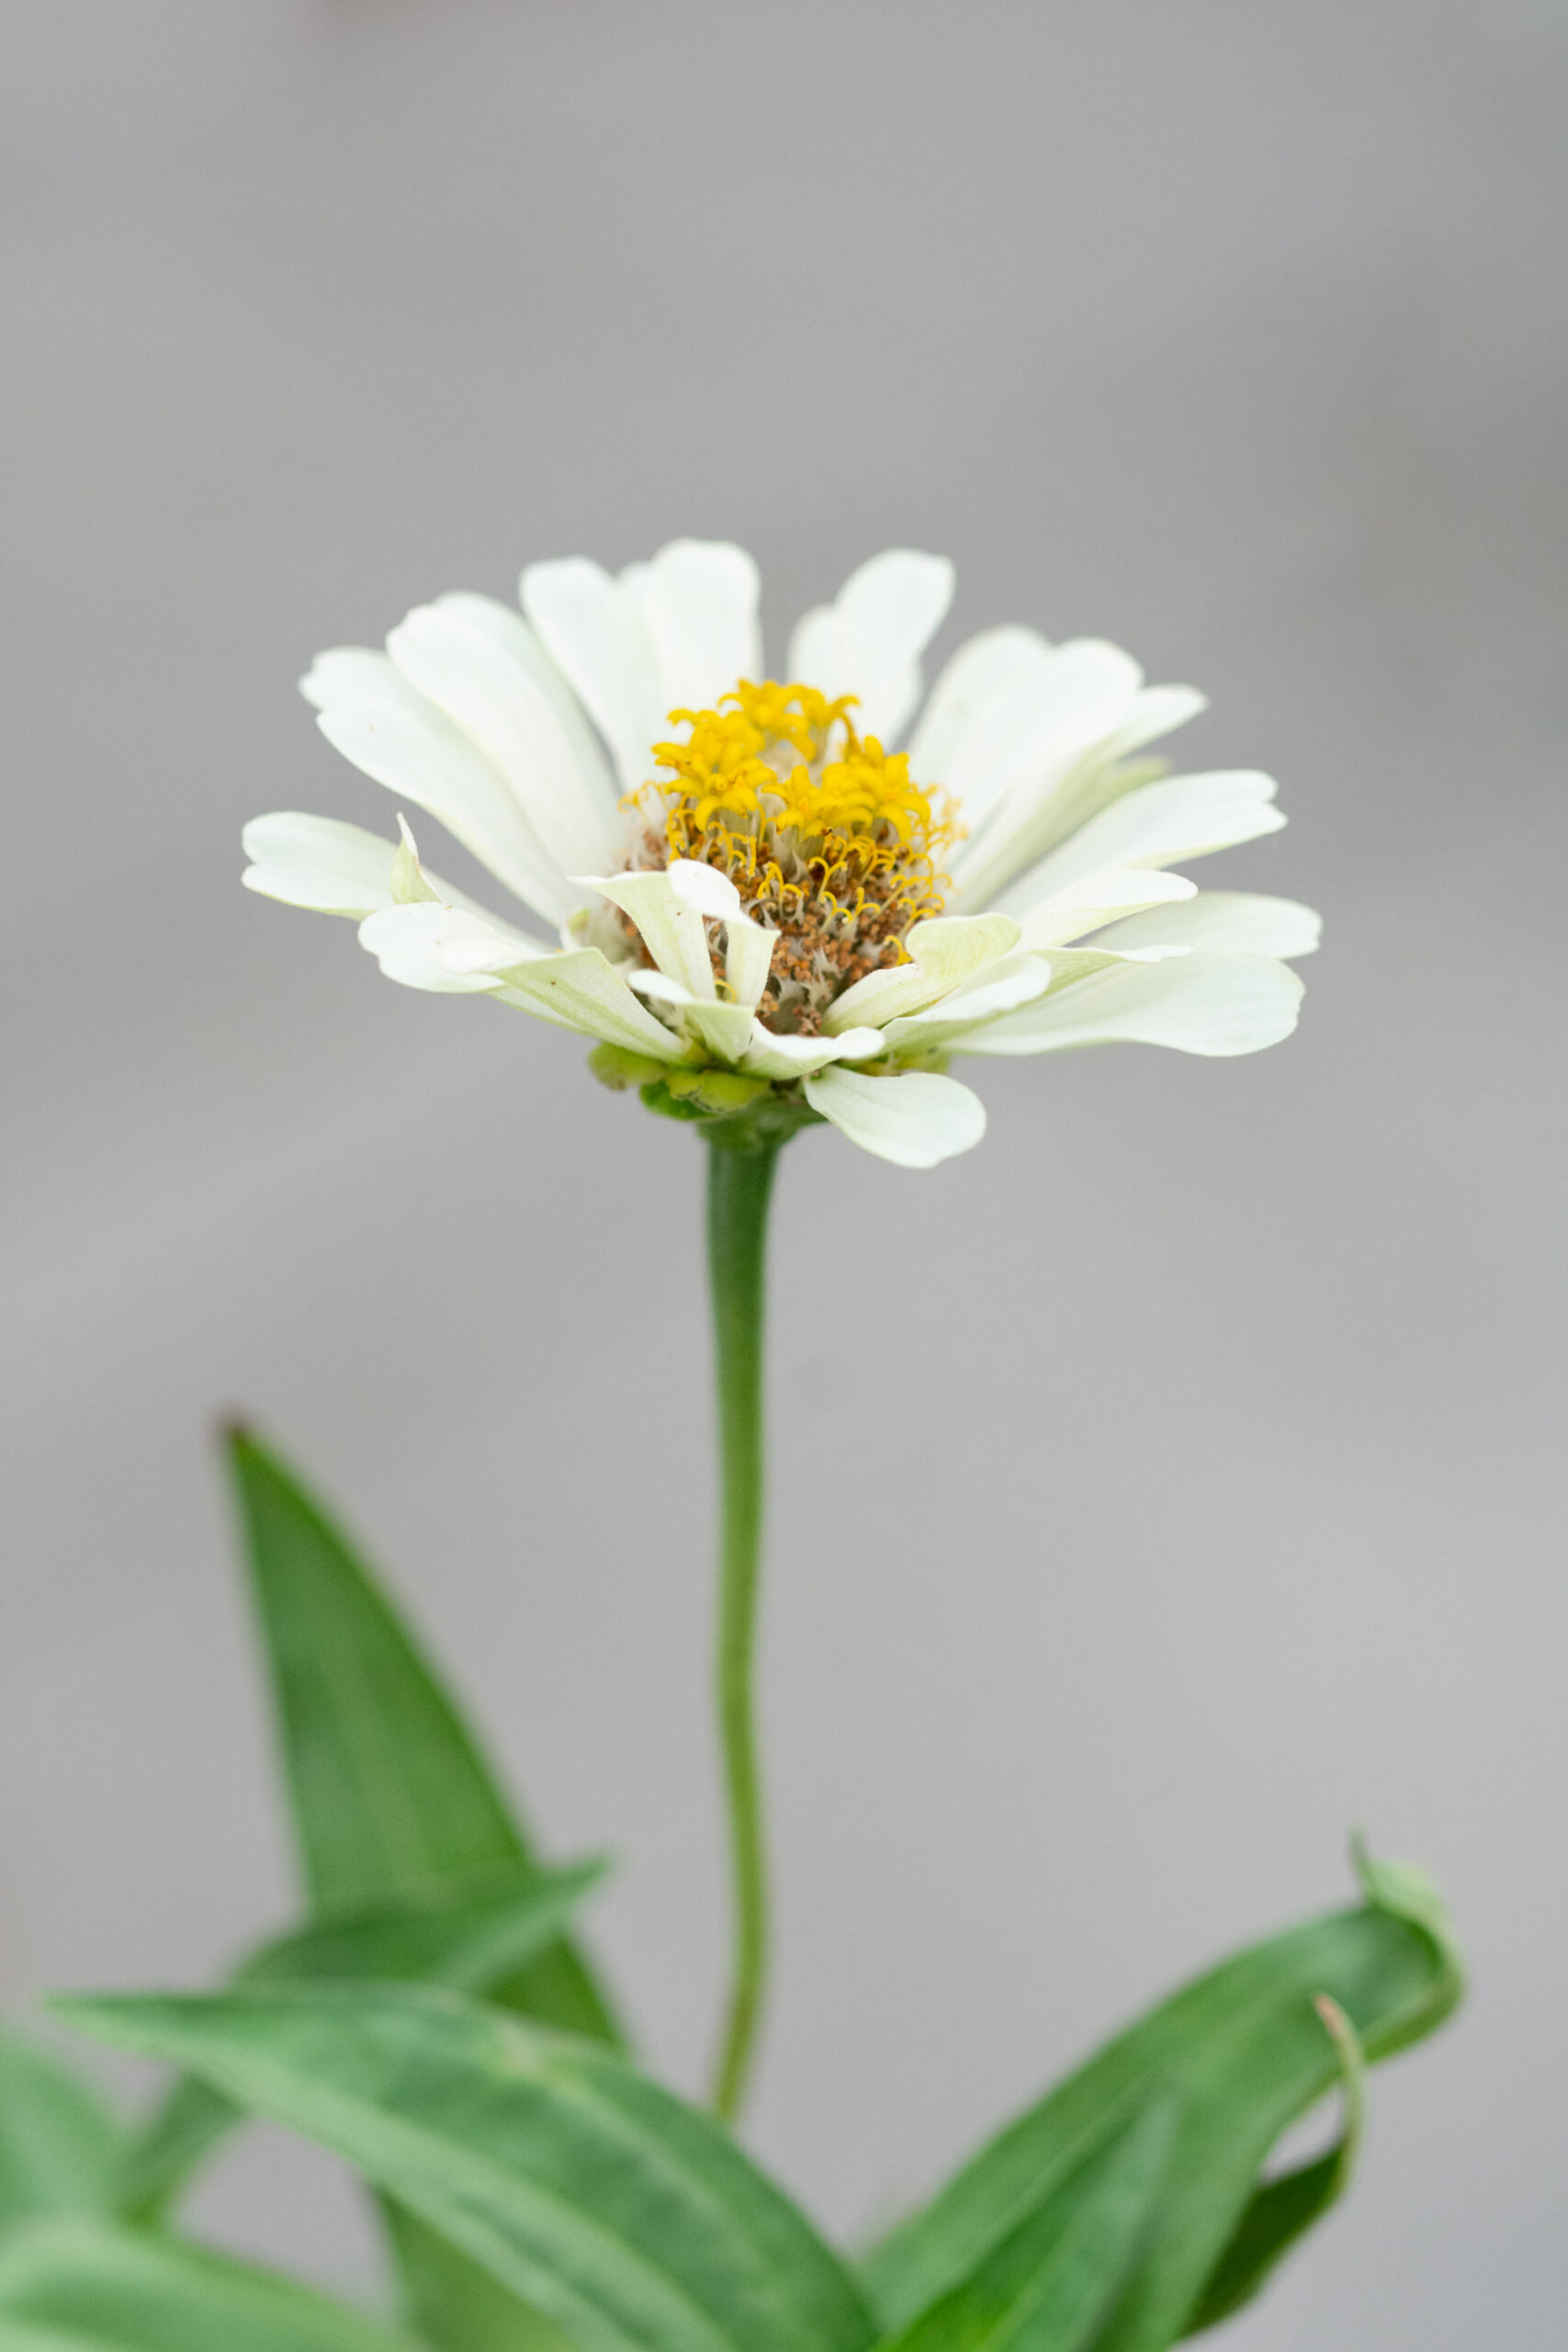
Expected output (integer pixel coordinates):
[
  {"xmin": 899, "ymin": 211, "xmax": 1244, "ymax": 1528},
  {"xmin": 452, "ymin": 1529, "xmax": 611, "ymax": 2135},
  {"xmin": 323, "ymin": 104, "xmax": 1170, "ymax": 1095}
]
[
  {"xmin": 684, "ymin": 1001, "xmax": 757, "ymax": 1063},
  {"xmin": 739, "ymin": 1025, "xmax": 885, "ymax": 1081},
  {"xmin": 522, "ymin": 557, "xmax": 665, "ymax": 794},
  {"xmin": 991, "ymin": 771, "xmax": 1285, "ymax": 910},
  {"xmin": 627, "ymin": 540, "xmax": 762, "ymax": 715},
  {"xmin": 317, "ymin": 691, "xmax": 578, "ymax": 927},
  {"xmin": 668, "ymin": 858, "xmax": 741, "ymax": 918},
  {"xmin": 1015, "ymin": 866, "xmax": 1197, "ymax": 951},
  {"xmin": 432, "ymin": 592, "xmax": 620, "ymax": 805},
  {"xmin": 578, "ymin": 869, "xmax": 715, "ymax": 998},
  {"xmin": 358, "ymin": 902, "xmax": 532, "ymax": 994},
  {"xmin": 923, "ymin": 636, "xmax": 1144, "ymax": 847},
  {"xmin": 1097, "ymin": 684, "xmax": 1208, "ymax": 761},
  {"xmin": 962, "ymin": 950, "xmax": 1303, "ymax": 1057},
  {"xmin": 824, "ymin": 913, "xmax": 1021, "ymax": 1034},
  {"xmin": 491, "ymin": 947, "xmax": 694, "ymax": 1060},
  {"xmin": 300, "ymin": 647, "xmax": 398, "ymax": 710},
  {"xmin": 723, "ymin": 911, "xmax": 777, "ymax": 1012},
  {"xmin": 941, "ymin": 647, "xmax": 1184, "ymax": 912},
  {"xmin": 662, "ymin": 867, "xmax": 773, "ymax": 1054},
  {"xmin": 880, "ymin": 954, "xmax": 1054, "ymax": 1052},
  {"xmin": 386, "ymin": 604, "xmax": 620, "ymax": 881},
  {"xmin": 620, "ymin": 964, "xmax": 753, "ymax": 1061},
  {"xmin": 626, "ymin": 967, "xmax": 695, "ymax": 1004},
  {"xmin": 1089, "ymin": 890, "xmax": 1322, "ymax": 959},
  {"xmin": 803, "ymin": 1068, "xmax": 987, "ymax": 1168},
  {"xmin": 389, "ymin": 813, "xmax": 437, "ymax": 904},
  {"xmin": 241, "ymin": 810, "xmax": 520, "ymax": 935},
  {"xmin": 242, "ymin": 812, "xmax": 400, "ymax": 917},
  {"xmin": 906, "ymin": 625, "xmax": 1055, "ymax": 792},
  {"xmin": 786, "ymin": 550, "xmax": 954, "ymax": 744}
]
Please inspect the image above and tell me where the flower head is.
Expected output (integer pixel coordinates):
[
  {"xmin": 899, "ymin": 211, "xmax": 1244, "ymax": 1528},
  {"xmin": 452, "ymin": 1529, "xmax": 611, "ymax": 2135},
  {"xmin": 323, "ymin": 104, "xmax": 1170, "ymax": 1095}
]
[{"xmin": 244, "ymin": 543, "xmax": 1318, "ymax": 1167}]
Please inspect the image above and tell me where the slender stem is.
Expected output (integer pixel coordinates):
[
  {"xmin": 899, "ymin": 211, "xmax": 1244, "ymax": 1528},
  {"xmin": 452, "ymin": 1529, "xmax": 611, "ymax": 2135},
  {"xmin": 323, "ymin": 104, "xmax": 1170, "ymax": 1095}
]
[{"xmin": 705, "ymin": 1135, "xmax": 781, "ymax": 2124}]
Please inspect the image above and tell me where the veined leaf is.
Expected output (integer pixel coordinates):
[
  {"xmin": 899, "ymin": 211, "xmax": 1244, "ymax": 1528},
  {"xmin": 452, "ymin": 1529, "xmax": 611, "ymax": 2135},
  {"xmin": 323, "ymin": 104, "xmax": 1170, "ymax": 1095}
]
[
  {"xmin": 878, "ymin": 2102, "xmax": 1173, "ymax": 2352},
  {"xmin": 249, "ymin": 1861, "xmax": 610, "ymax": 1996},
  {"xmin": 61, "ymin": 1984, "xmax": 876, "ymax": 2352},
  {"xmin": 0, "ymin": 2216, "xmax": 420, "ymax": 2352},
  {"xmin": 116, "ymin": 1862, "xmax": 607, "ymax": 2222},
  {"xmin": 863, "ymin": 1854, "xmax": 1461, "ymax": 2352},
  {"xmin": 382, "ymin": 2204, "xmax": 581, "ymax": 2352},
  {"xmin": 0, "ymin": 2030, "xmax": 122, "ymax": 2229},
  {"xmin": 1180, "ymin": 1993, "xmax": 1364, "ymax": 2335},
  {"xmin": 222, "ymin": 1430, "xmax": 621, "ymax": 2346},
  {"xmin": 225, "ymin": 1429, "xmax": 618, "ymax": 2045}
]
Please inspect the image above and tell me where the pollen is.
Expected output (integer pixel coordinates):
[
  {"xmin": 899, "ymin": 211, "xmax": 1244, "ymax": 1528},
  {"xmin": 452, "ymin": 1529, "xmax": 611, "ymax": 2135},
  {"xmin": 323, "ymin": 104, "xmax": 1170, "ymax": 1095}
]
[{"xmin": 625, "ymin": 680, "xmax": 961, "ymax": 1033}]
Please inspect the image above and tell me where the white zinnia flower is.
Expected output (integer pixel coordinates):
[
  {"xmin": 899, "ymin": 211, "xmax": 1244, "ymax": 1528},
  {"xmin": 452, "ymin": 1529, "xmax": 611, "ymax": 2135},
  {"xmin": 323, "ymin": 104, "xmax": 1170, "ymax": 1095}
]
[{"xmin": 243, "ymin": 543, "xmax": 1318, "ymax": 1169}]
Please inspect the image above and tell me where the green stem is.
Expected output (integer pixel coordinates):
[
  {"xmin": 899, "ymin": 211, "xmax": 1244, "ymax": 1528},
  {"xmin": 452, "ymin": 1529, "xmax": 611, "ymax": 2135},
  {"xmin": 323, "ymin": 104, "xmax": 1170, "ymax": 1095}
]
[{"xmin": 705, "ymin": 1135, "xmax": 782, "ymax": 2124}]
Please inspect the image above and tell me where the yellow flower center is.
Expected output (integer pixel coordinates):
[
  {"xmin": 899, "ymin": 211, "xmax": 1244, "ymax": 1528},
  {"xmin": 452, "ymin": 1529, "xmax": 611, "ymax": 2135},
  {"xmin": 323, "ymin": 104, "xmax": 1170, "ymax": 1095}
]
[{"xmin": 625, "ymin": 679, "xmax": 960, "ymax": 1033}]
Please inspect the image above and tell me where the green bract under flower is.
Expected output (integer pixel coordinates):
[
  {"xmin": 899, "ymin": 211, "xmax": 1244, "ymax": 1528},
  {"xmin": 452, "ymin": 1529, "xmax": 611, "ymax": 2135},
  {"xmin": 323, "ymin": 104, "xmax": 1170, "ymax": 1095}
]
[{"xmin": 243, "ymin": 542, "xmax": 1319, "ymax": 1167}]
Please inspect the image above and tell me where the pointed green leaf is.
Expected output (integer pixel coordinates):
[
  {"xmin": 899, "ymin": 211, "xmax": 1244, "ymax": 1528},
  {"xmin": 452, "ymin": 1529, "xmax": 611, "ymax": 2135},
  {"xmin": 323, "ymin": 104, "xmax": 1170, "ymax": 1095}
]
[
  {"xmin": 230, "ymin": 1427, "xmax": 514, "ymax": 1903},
  {"xmin": 0, "ymin": 2217, "xmax": 420, "ymax": 2352},
  {"xmin": 226, "ymin": 1428, "xmax": 618, "ymax": 2047},
  {"xmin": 249, "ymin": 1862, "xmax": 610, "ymax": 1996},
  {"xmin": 863, "ymin": 1858, "xmax": 1461, "ymax": 2352},
  {"xmin": 225, "ymin": 1429, "xmax": 622, "ymax": 2346},
  {"xmin": 60, "ymin": 1985, "xmax": 877, "ymax": 2352},
  {"xmin": 1180, "ymin": 1993, "xmax": 1365, "ymax": 2336},
  {"xmin": 877, "ymin": 2103, "xmax": 1173, "ymax": 2352},
  {"xmin": 0, "ymin": 2030, "xmax": 122, "ymax": 2229},
  {"xmin": 116, "ymin": 1862, "xmax": 609, "ymax": 2222}
]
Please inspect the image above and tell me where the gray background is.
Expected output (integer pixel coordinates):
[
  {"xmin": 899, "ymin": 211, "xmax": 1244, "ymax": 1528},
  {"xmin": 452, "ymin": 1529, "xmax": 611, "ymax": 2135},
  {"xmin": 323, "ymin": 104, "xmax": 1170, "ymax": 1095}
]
[{"xmin": 4, "ymin": 0, "xmax": 1564, "ymax": 2341}]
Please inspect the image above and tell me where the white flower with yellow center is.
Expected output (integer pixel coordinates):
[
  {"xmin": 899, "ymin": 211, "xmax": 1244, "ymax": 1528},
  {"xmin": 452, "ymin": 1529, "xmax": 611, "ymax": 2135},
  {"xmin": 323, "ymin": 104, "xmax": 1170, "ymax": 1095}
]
[{"xmin": 243, "ymin": 543, "xmax": 1318, "ymax": 1167}]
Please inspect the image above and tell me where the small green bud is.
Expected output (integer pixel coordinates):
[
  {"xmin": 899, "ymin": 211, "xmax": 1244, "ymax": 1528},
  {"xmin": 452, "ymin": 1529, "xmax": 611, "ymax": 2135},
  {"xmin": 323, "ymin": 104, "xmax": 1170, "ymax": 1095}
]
[
  {"xmin": 589, "ymin": 1043, "xmax": 671, "ymax": 1091},
  {"xmin": 691, "ymin": 1070, "xmax": 771, "ymax": 1114},
  {"xmin": 639, "ymin": 1078, "xmax": 709, "ymax": 1122}
]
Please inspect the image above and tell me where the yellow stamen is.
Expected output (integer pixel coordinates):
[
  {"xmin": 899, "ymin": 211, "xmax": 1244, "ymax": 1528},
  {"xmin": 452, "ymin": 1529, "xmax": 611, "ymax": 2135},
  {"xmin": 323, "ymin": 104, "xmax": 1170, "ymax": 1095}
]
[
  {"xmin": 648, "ymin": 681, "xmax": 955, "ymax": 883},
  {"xmin": 624, "ymin": 678, "xmax": 963, "ymax": 1031}
]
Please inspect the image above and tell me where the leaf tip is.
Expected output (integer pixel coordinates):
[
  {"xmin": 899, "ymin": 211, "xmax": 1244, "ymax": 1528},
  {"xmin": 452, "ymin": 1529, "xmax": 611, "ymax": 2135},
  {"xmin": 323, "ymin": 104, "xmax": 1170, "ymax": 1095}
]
[
  {"xmin": 1347, "ymin": 1831, "xmax": 1465, "ymax": 2048},
  {"xmin": 43, "ymin": 1991, "xmax": 120, "ymax": 2045}
]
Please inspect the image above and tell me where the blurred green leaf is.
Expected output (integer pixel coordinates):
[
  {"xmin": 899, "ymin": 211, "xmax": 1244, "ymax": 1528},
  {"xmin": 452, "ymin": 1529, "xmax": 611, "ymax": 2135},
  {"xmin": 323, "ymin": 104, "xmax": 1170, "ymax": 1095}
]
[
  {"xmin": 0, "ymin": 2216, "xmax": 420, "ymax": 2351},
  {"xmin": 226, "ymin": 1429, "xmax": 618, "ymax": 2045},
  {"xmin": 382, "ymin": 2205, "xmax": 581, "ymax": 2352},
  {"xmin": 222, "ymin": 1428, "xmax": 622, "ymax": 2347},
  {"xmin": 0, "ymin": 2029, "xmax": 122, "ymax": 2231},
  {"xmin": 863, "ymin": 1855, "xmax": 1461, "ymax": 2352},
  {"xmin": 113, "ymin": 2080, "xmax": 232, "ymax": 2236},
  {"xmin": 876, "ymin": 2102, "xmax": 1173, "ymax": 2352},
  {"xmin": 1179, "ymin": 1993, "xmax": 1364, "ymax": 2336},
  {"xmin": 61, "ymin": 1984, "xmax": 877, "ymax": 2352},
  {"xmin": 248, "ymin": 1861, "xmax": 609, "ymax": 1995},
  {"xmin": 116, "ymin": 1862, "xmax": 607, "ymax": 2222}
]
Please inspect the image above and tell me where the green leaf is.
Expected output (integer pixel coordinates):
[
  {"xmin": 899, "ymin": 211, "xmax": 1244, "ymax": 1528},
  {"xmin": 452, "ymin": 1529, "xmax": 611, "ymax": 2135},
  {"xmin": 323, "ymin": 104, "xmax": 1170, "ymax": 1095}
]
[
  {"xmin": 0, "ymin": 2030, "xmax": 122, "ymax": 2230},
  {"xmin": 863, "ymin": 1856, "xmax": 1461, "ymax": 2352},
  {"xmin": 877, "ymin": 2102, "xmax": 1173, "ymax": 2352},
  {"xmin": 60, "ymin": 1985, "xmax": 876, "ymax": 2352},
  {"xmin": 224, "ymin": 1429, "xmax": 623, "ymax": 2347},
  {"xmin": 0, "ymin": 2216, "xmax": 420, "ymax": 2352},
  {"xmin": 225, "ymin": 1428, "xmax": 618, "ymax": 2046},
  {"xmin": 249, "ymin": 1861, "xmax": 610, "ymax": 1995},
  {"xmin": 1179, "ymin": 1993, "xmax": 1364, "ymax": 2336},
  {"xmin": 113, "ymin": 2082, "xmax": 233, "ymax": 2236},
  {"xmin": 381, "ymin": 2204, "xmax": 581, "ymax": 2352},
  {"xmin": 115, "ymin": 1863, "xmax": 608, "ymax": 2222}
]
